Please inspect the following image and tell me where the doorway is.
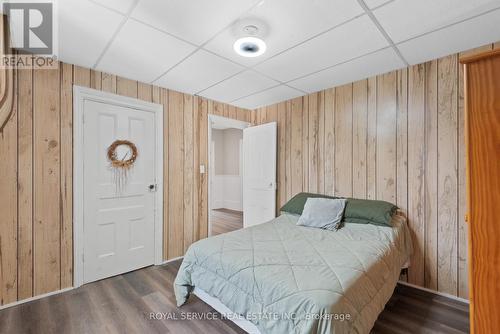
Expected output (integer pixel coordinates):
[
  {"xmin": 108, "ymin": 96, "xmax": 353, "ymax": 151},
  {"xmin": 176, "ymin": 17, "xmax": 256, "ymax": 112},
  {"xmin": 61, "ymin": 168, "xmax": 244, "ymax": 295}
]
[
  {"xmin": 208, "ymin": 115, "xmax": 249, "ymax": 236},
  {"xmin": 73, "ymin": 86, "xmax": 164, "ymax": 287}
]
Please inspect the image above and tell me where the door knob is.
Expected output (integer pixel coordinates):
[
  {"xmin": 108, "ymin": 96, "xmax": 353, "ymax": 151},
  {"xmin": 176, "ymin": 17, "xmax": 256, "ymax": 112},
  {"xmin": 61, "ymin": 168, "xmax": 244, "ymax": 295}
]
[{"xmin": 148, "ymin": 184, "xmax": 157, "ymax": 192}]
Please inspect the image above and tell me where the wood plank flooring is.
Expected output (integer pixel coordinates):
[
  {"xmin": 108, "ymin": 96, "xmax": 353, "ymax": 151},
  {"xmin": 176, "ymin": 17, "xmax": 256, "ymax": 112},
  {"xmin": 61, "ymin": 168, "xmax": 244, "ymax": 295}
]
[
  {"xmin": 0, "ymin": 260, "xmax": 469, "ymax": 334},
  {"xmin": 210, "ymin": 209, "xmax": 243, "ymax": 236}
]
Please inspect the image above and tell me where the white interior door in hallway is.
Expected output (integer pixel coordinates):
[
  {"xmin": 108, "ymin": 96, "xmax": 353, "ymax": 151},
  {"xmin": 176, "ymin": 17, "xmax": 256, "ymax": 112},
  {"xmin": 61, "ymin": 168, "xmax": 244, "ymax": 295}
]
[{"xmin": 243, "ymin": 122, "xmax": 277, "ymax": 228}]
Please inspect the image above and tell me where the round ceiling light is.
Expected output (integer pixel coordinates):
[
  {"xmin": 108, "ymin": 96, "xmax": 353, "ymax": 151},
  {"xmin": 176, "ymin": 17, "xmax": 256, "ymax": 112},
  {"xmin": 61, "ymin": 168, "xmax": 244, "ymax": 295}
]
[{"xmin": 233, "ymin": 36, "xmax": 267, "ymax": 58}]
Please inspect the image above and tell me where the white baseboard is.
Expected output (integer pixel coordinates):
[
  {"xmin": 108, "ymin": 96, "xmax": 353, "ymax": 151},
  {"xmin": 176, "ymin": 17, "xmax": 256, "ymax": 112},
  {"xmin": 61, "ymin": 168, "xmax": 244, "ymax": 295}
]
[
  {"xmin": 161, "ymin": 256, "xmax": 184, "ymax": 265},
  {"xmin": 222, "ymin": 200, "xmax": 242, "ymax": 211},
  {"xmin": 397, "ymin": 281, "xmax": 470, "ymax": 304},
  {"xmin": 212, "ymin": 200, "xmax": 225, "ymax": 209},
  {"xmin": 0, "ymin": 287, "xmax": 76, "ymax": 311}
]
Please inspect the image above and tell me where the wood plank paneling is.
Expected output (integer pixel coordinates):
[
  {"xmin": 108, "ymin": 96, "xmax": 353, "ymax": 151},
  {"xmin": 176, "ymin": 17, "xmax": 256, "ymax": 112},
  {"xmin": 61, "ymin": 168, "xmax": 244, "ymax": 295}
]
[
  {"xmin": 324, "ymin": 88, "xmax": 335, "ymax": 196},
  {"xmin": 0, "ymin": 71, "xmax": 17, "ymax": 305},
  {"xmin": 17, "ymin": 68, "xmax": 33, "ymax": 300},
  {"xmin": 168, "ymin": 91, "xmax": 185, "ymax": 259},
  {"xmin": 117, "ymin": 77, "xmax": 138, "ymax": 98},
  {"xmin": 367, "ymin": 77, "xmax": 377, "ymax": 200},
  {"xmin": 0, "ymin": 61, "xmax": 252, "ymax": 306},
  {"xmin": 376, "ymin": 72, "xmax": 397, "ymax": 203},
  {"xmin": 90, "ymin": 70, "xmax": 102, "ymax": 90},
  {"xmin": 308, "ymin": 93, "xmax": 319, "ymax": 193},
  {"xmin": 193, "ymin": 97, "xmax": 200, "ymax": 239},
  {"xmin": 290, "ymin": 97, "xmax": 303, "ymax": 196},
  {"xmin": 158, "ymin": 88, "xmax": 169, "ymax": 261},
  {"xmin": 60, "ymin": 63, "xmax": 73, "ymax": 289},
  {"xmin": 213, "ymin": 101, "xmax": 224, "ymax": 116},
  {"xmin": 424, "ymin": 60, "xmax": 439, "ymax": 291},
  {"xmin": 1, "ymin": 42, "xmax": 496, "ymax": 305},
  {"xmin": 199, "ymin": 98, "xmax": 209, "ymax": 240},
  {"xmin": 334, "ymin": 84, "xmax": 353, "ymax": 197},
  {"xmin": 407, "ymin": 64, "xmax": 426, "ymax": 287},
  {"xmin": 352, "ymin": 80, "xmax": 368, "ymax": 199},
  {"xmin": 33, "ymin": 67, "xmax": 61, "ymax": 295},
  {"xmin": 437, "ymin": 55, "xmax": 458, "ymax": 295},
  {"xmin": 302, "ymin": 96, "xmax": 309, "ymax": 193},
  {"xmin": 277, "ymin": 102, "xmax": 287, "ymax": 208},
  {"xmin": 236, "ymin": 107, "xmax": 250, "ymax": 123},
  {"xmin": 73, "ymin": 66, "xmax": 90, "ymax": 88},
  {"xmin": 317, "ymin": 92, "xmax": 325, "ymax": 194},
  {"xmin": 138, "ymin": 82, "xmax": 152, "ymax": 102},
  {"xmin": 101, "ymin": 73, "xmax": 117, "ymax": 94},
  {"xmin": 285, "ymin": 100, "xmax": 292, "ymax": 199},
  {"xmin": 183, "ymin": 94, "xmax": 194, "ymax": 252},
  {"xmin": 396, "ymin": 69, "xmax": 408, "ymax": 211},
  {"xmin": 253, "ymin": 47, "xmax": 476, "ymax": 298}
]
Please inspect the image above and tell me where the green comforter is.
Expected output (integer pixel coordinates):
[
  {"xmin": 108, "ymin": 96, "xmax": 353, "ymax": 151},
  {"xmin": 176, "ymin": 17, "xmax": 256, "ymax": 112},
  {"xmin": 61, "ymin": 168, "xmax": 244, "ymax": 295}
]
[{"xmin": 174, "ymin": 213, "xmax": 413, "ymax": 334}]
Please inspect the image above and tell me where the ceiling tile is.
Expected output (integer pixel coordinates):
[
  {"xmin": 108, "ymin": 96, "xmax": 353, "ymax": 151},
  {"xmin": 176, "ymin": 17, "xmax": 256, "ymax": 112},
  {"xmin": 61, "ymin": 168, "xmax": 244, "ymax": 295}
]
[
  {"xmin": 373, "ymin": 0, "xmax": 500, "ymax": 43},
  {"xmin": 288, "ymin": 48, "xmax": 405, "ymax": 93},
  {"xmin": 254, "ymin": 15, "xmax": 388, "ymax": 82},
  {"xmin": 398, "ymin": 8, "xmax": 500, "ymax": 65},
  {"xmin": 204, "ymin": 0, "xmax": 364, "ymax": 66},
  {"xmin": 131, "ymin": 0, "xmax": 258, "ymax": 45},
  {"xmin": 232, "ymin": 85, "xmax": 303, "ymax": 109},
  {"xmin": 198, "ymin": 70, "xmax": 278, "ymax": 103},
  {"xmin": 59, "ymin": 0, "xmax": 124, "ymax": 68},
  {"xmin": 363, "ymin": 0, "xmax": 392, "ymax": 9},
  {"xmin": 97, "ymin": 20, "xmax": 196, "ymax": 84},
  {"xmin": 154, "ymin": 50, "xmax": 244, "ymax": 95},
  {"xmin": 90, "ymin": 0, "xmax": 135, "ymax": 14}
]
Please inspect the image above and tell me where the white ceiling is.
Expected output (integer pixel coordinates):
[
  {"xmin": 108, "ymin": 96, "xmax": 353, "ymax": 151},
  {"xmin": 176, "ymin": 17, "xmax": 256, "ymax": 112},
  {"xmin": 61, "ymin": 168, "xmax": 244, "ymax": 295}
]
[{"xmin": 59, "ymin": 0, "xmax": 500, "ymax": 110}]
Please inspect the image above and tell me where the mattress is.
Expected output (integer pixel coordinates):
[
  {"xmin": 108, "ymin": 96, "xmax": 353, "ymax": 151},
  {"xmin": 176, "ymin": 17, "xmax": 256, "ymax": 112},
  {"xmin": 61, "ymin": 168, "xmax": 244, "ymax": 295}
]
[{"xmin": 174, "ymin": 213, "xmax": 413, "ymax": 334}]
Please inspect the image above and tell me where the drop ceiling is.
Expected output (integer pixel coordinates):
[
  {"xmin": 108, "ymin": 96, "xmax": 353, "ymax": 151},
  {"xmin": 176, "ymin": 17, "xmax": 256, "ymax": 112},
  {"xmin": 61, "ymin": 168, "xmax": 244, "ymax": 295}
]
[{"xmin": 59, "ymin": 0, "xmax": 500, "ymax": 109}]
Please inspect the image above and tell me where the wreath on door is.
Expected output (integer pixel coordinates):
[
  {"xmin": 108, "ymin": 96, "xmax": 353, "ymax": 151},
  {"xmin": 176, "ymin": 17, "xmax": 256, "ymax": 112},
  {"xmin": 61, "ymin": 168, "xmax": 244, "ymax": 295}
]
[
  {"xmin": 107, "ymin": 140, "xmax": 138, "ymax": 192},
  {"xmin": 107, "ymin": 140, "xmax": 138, "ymax": 168}
]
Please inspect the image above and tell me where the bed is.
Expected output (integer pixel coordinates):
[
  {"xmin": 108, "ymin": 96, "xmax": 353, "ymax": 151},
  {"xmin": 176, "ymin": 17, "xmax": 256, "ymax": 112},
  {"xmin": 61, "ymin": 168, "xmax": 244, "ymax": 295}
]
[{"xmin": 174, "ymin": 212, "xmax": 413, "ymax": 334}]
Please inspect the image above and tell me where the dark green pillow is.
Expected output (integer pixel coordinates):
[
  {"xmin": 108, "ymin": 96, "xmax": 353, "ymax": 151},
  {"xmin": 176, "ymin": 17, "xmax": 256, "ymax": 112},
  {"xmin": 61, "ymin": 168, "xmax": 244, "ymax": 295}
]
[
  {"xmin": 344, "ymin": 198, "xmax": 398, "ymax": 227},
  {"xmin": 280, "ymin": 192, "xmax": 397, "ymax": 227},
  {"xmin": 280, "ymin": 192, "xmax": 336, "ymax": 216}
]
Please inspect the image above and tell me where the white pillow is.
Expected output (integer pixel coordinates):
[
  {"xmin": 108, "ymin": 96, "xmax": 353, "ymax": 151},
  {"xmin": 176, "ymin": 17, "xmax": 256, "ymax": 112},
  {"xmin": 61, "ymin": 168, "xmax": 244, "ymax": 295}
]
[{"xmin": 297, "ymin": 198, "xmax": 347, "ymax": 231}]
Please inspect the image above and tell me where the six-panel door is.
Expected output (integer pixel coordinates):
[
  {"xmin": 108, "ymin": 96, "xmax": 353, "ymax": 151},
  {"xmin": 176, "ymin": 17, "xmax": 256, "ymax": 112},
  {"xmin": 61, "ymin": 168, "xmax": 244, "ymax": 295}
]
[{"xmin": 83, "ymin": 100, "xmax": 156, "ymax": 283}]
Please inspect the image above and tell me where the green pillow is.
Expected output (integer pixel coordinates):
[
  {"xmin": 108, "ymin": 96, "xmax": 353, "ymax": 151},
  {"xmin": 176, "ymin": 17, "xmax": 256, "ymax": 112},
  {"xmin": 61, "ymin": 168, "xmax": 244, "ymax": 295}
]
[
  {"xmin": 344, "ymin": 198, "xmax": 398, "ymax": 227},
  {"xmin": 280, "ymin": 192, "xmax": 336, "ymax": 216},
  {"xmin": 280, "ymin": 192, "xmax": 398, "ymax": 227}
]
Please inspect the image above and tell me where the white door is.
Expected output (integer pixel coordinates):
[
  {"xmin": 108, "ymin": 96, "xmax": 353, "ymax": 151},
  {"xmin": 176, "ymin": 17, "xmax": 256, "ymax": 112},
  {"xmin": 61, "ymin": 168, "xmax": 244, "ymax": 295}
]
[
  {"xmin": 243, "ymin": 122, "xmax": 277, "ymax": 227},
  {"xmin": 83, "ymin": 100, "xmax": 156, "ymax": 283}
]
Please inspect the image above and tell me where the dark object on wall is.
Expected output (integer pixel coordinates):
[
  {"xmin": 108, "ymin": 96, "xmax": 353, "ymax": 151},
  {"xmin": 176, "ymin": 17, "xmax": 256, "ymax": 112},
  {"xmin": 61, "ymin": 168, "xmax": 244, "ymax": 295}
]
[{"xmin": 0, "ymin": 15, "xmax": 15, "ymax": 132}]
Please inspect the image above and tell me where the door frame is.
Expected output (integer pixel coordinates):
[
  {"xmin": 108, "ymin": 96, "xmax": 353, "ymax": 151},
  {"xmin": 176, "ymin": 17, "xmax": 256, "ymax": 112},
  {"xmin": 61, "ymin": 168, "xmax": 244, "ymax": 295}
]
[
  {"xmin": 73, "ymin": 86, "xmax": 164, "ymax": 288},
  {"xmin": 207, "ymin": 115, "xmax": 250, "ymax": 236}
]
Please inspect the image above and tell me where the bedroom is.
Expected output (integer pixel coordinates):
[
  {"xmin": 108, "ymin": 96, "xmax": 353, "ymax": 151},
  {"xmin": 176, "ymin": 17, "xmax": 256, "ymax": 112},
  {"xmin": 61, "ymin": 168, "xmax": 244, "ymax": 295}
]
[{"xmin": 0, "ymin": 0, "xmax": 498, "ymax": 333}]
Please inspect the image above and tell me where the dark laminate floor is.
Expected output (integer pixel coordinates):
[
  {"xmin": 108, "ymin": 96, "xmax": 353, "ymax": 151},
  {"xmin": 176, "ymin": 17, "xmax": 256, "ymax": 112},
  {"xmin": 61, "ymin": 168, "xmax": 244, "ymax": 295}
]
[
  {"xmin": 0, "ymin": 260, "xmax": 469, "ymax": 334},
  {"xmin": 210, "ymin": 208, "xmax": 243, "ymax": 236}
]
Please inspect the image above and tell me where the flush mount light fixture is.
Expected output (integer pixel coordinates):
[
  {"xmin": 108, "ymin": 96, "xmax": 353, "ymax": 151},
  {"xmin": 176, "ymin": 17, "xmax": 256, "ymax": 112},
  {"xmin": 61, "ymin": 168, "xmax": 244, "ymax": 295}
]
[
  {"xmin": 233, "ymin": 24, "xmax": 267, "ymax": 58},
  {"xmin": 233, "ymin": 36, "xmax": 267, "ymax": 58}
]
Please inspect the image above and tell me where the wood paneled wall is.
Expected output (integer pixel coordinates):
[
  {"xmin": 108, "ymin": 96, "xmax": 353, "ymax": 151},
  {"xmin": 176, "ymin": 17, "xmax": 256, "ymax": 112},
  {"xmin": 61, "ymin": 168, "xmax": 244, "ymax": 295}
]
[
  {"xmin": 254, "ymin": 42, "xmax": 500, "ymax": 299},
  {"xmin": 0, "ymin": 63, "xmax": 251, "ymax": 306},
  {"xmin": 1, "ymin": 43, "xmax": 498, "ymax": 306}
]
